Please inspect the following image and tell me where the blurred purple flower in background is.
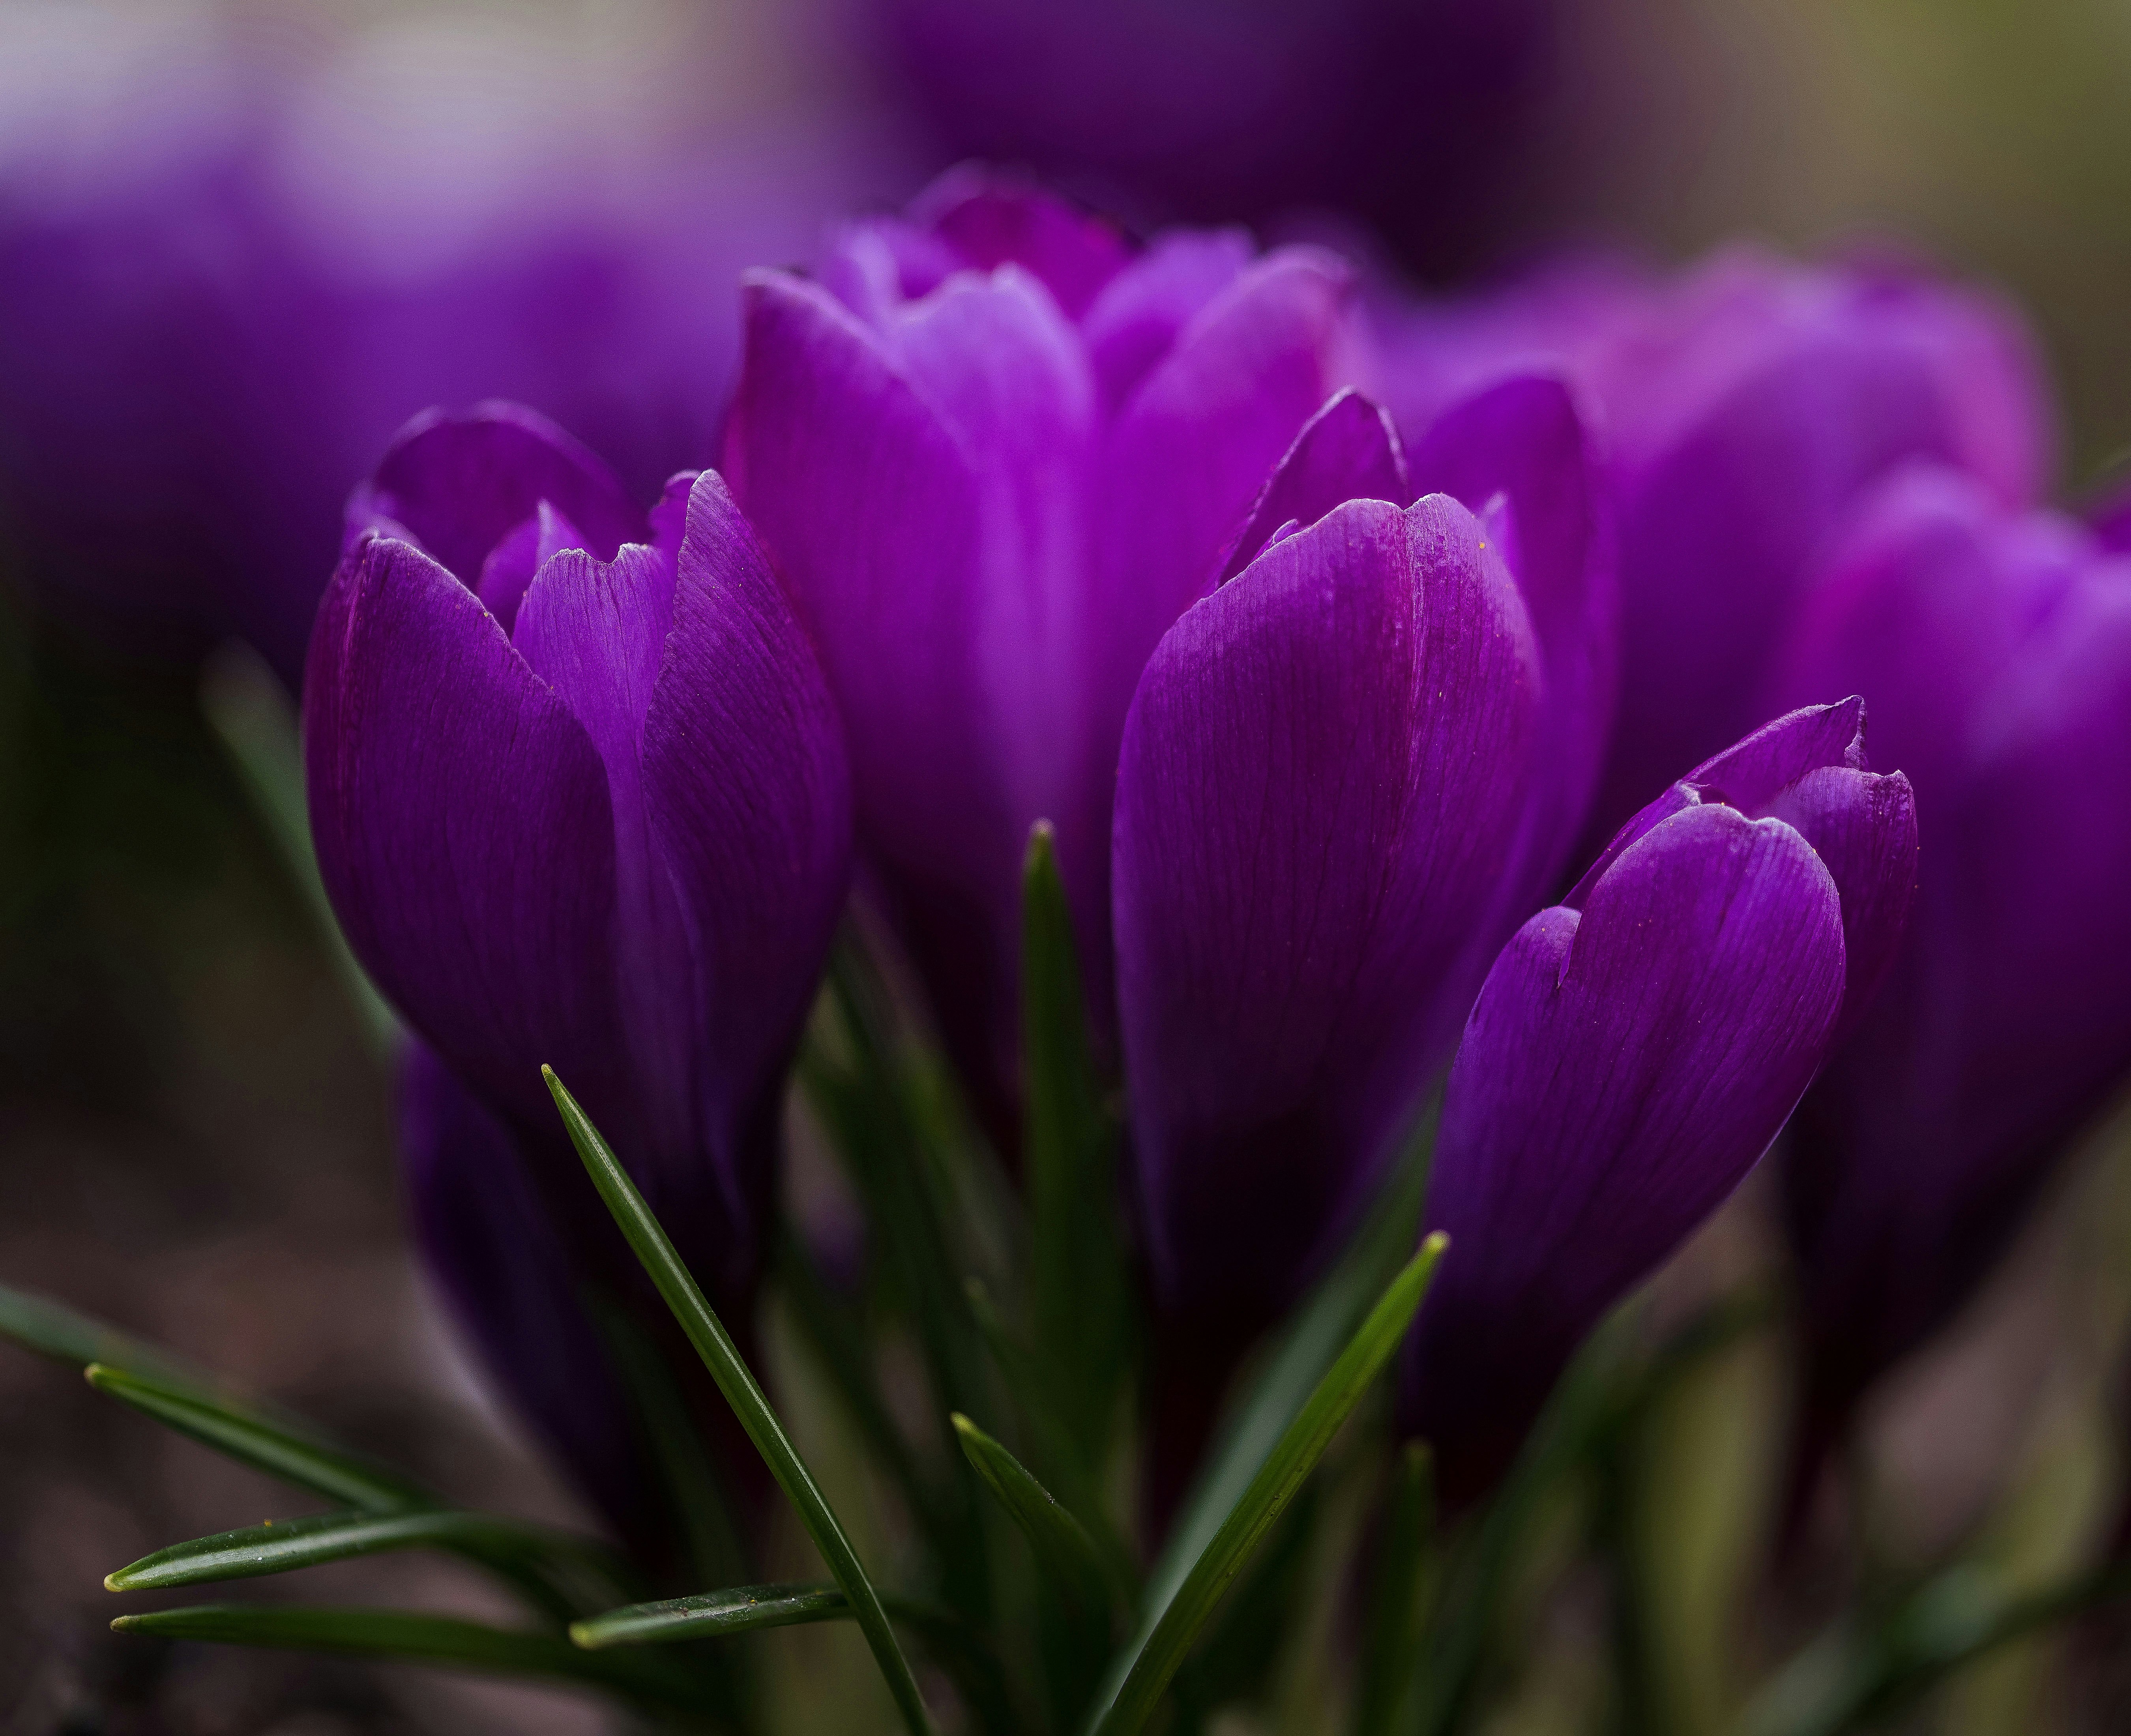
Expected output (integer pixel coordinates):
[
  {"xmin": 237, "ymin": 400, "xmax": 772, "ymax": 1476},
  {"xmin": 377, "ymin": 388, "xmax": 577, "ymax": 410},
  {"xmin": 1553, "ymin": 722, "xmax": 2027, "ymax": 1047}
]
[
  {"xmin": 1402, "ymin": 701, "xmax": 1916, "ymax": 1504},
  {"xmin": 863, "ymin": 0, "xmax": 1560, "ymax": 275},
  {"xmin": 306, "ymin": 408, "xmax": 851, "ymax": 1540},
  {"xmin": 1770, "ymin": 466, "xmax": 2131, "ymax": 1469},
  {"xmin": 0, "ymin": 6, "xmax": 909, "ymax": 686},
  {"xmin": 723, "ymin": 170, "xmax": 1356, "ymax": 1136},
  {"xmin": 1376, "ymin": 246, "xmax": 2054, "ymax": 847}
]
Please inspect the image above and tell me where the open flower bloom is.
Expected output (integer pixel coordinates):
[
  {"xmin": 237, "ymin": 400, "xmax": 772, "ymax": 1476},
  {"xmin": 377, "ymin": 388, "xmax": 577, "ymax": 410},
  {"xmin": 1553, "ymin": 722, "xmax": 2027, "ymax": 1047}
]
[
  {"xmin": 1400, "ymin": 701, "xmax": 1917, "ymax": 1505},
  {"xmin": 1376, "ymin": 245, "xmax": 2052, "ymax": 846},
  {"xmin": 305, "ymin": 406, "xmax": 851, "ymax": 1523},
  {"xmin": 1114, "ymin": 376, "xmax": 1611, "ymax": 1354},
  {"xmin": 1769, "ymin": 466, "xmax": 2131, "ymax": 1450},
  {"xmin": 722, "ymin": 168, "xmax": 1356, "ymax": 1133}
]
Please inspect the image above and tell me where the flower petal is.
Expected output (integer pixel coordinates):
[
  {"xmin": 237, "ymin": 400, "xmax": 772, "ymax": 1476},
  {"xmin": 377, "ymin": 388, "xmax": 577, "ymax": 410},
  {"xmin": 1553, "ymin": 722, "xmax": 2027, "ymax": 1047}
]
[
  {"xmin": 640, "ymin": 472, "xmax": 854, "ymax": 1254},
  {"xmin": 910, "ymin": 165, "xmax": 1131, "ymax": 319},
  {"xmin": 1405, "ymin": 801, "xmax": 1846, "ymax": 1500},
  {"xmin": 345, "ymin": 402, "xmax": 642, "ymax": 587},
  {"xmin": 1218, "ymin": 387, "xmax": 1412, "ymax": 584},
  {"xmin": 1116, "ymin": 492, "xmax": 1541, "ymax": 1330},
  {"xmin": 304, "ymin": 533, "xmax": 620, "ymax": 1134}
]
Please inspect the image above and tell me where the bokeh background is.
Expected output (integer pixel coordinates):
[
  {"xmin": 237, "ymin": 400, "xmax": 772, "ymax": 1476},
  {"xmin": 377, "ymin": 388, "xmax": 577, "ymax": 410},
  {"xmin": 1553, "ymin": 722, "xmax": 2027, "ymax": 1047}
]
[{"xmin": 4, "ymin": 2, "xmax": 2131, "ymax": 1730}]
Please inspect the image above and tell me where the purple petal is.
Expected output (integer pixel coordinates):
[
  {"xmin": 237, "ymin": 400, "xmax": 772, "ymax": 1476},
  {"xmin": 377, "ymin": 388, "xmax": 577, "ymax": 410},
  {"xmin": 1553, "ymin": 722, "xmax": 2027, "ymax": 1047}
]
[
  {"xmin": 910, "ymin": 165, "xmax": 1131, "ymax": 319},
  {"xmin": 304, "ymin": 534, "xmax": 621, "ymax": 1135},
  {"xmin": 1405, "ymin": 800, "xmax": 1846, "ymax": 1500},
  {"xmin": 345, "ymin": 401, "xmax": 642, "ymax": 587},
  {"xmin": 640, "ymin": 471, "xmax": 854, "ymax": 1254},
  {"xmin": 2094, "ymin": 478, "xmax": 2131, "ymax": 554},
  {"xmin": 1785, "ymin": 531, "xmax": 2131, "ymax": 1422},
  {"xmin": 1083, "ymin": 228, "xmax": 1255, "ymax": 415},
  {"xmin": 1765, "ymin": 465, "xmax": 2089, "ymax": 801},
  {"xmin": 1080, "ymin": 245, "xmax": 1356, "ymax": 976},
  {"xmin": 1116, "ymin": 493, "xmax": 1541, "ymax": 1333},
  {"xmin": 1219, "ymin": 388, "xmax": 1412, "ymax": 584},
  {"xmin": 724, "ymin": 269, "xmax": 1051, "ymax": 1115},
  {"xmin": 475, "ymin": 501, "xmax": 591, "ymax": 634},
  {"xmin": 1406, "ymin": 370, "xmax": 1618, "ymax": 920}
]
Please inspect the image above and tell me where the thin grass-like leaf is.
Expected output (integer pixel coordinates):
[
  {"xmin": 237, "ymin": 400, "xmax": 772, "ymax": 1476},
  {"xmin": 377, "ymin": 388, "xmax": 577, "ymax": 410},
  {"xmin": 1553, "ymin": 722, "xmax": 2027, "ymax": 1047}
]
[
  {"xmin": 545, "ymin": 1066, "xmax": 935, "ymax": 1736},
  {"xmin": 1021, "ymin": 823, "xmax": 1131, "ymax": 1464},
  {"xmin": 106, "ymin": 1508, "xmax": 618, "ymax": 1595},
  {"xmin": 1146, "ymin": 1113, "xmax": 1435, "ymax": 1630},
  {"xmin": 1743, "ymin": 1558, "xmax": 2131, "ymax": 1736},
  {"xmin": 576, "ymin": 1582, "xmax": 1026, "ymax": 1736},
  {"xmin": 1081, "ymin": 1235, "xmax": 1446, "ymax": 1736},
  {"xmin": 1353, "ymin": 1442, "xmax": 1434, "ymax": 1736},
  {"xmin": 572, "ymin": 1583, "xmax": 847, "ymax": 1649},
  {"xmin": 3, "ymin": 1283, "xmax": 231, "ymax": 1393},
  {"xmin": 963, "ymin": 1279, "xmax": 1139, "ymax": 1593},
  {"xmin": 953, "ymin": 1413, "xmax": 1120, "ymax": 1619},
  {"xmin": 110, "ymin": 1603, "xmax": 715, "ymax": 1717},
  {"xmin": 86, "ymin": 1364, "xmax": 427, "ymax": 1512}
]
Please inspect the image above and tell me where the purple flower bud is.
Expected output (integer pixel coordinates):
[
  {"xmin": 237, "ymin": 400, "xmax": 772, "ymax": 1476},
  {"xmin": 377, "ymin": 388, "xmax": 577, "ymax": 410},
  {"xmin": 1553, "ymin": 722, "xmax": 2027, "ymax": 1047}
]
[
  {"xmin": 307, "ymin": 406, "xmax": 851, "ymax": 1329},
  {"xmin": 1114, "ymin": 376, "xmax": 1611, "ymax": 1353},
  {"xmin": 1400, "ymin": 702, "xmax": 1916, "ymax": 1504},
  {"xmin": 1378, "ymin": 246, "xmax": 2053, "ymax": 846},
  {"xmin": 723, "ymin": 169, "xmax": 1355, "ymax": 1133},
  {"xmin": 1768, "ymin": 466, "xmax": 2131, "ymax": 1446}
]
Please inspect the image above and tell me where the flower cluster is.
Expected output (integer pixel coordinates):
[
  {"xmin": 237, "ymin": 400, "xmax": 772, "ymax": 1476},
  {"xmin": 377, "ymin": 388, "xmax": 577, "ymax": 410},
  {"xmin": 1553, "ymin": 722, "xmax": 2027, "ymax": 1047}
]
[
  {"xmin": 299, "ymin": 168, "xmax": 2131, "ymax": 1537},
  {"xmin": 30, "ymin": 163, "xmax": 2131, "ymax": 1734}
]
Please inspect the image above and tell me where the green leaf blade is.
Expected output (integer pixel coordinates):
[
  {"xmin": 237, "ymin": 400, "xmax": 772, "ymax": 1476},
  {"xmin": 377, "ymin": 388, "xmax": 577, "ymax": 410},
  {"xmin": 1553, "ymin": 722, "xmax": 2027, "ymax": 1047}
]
[
  {"xmin": 545, "ymin": 1066, "xmax": 935, "ymax": 1736},
  {"xmin": 1021, "ymin": 821, "xmax": 1131, "ymax": 1461},
  {"xmin": 1083, "ymin": 1233, "xmax": 1448, "ymax": 1736},
  {"xmin": 86, "ymin": 1364, "xmax": 428, "ymax": 1515},
  {"xmin": 105, "ymin": 1507, "xmax": 618, "ymax": 1598},
  {"xmin": 952, "ymin": 1412, "xmax": 1119, "ymax": 1620},
  {"xmin": 573, "ymin": 1583, "xmax": 848, "ymax": 1649}
]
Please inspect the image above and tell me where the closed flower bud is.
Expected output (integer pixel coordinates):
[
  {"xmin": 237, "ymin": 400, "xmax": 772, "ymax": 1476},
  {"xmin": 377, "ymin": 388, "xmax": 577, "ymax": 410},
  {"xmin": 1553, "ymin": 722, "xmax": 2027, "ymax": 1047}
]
[{"xmin": 1401, "ymin": 701, "xmax": 1916, "ymax": 1504}]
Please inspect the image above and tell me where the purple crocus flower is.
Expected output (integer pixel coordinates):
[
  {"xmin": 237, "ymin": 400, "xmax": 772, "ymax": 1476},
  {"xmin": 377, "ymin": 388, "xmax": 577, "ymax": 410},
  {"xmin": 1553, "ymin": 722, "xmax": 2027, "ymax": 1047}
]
[
  {"xmin": 1400, "ymin": 701, "xmax": 1916, "ymax": 1504},
  {"xmin": 1376, "ymin": 245, "xmax": 2054, "ymax": 846},
  {"xmin": 723, "ymin": 168, "xmax": 1356, "ymax": 1134},
  {"xmin": 1767, "ymin": 466, "xmax": 2131, "ymax": 1455},
  {"xmin": 305, "ymin": 407, "xmax": 851, "ymax": 1523},
  {"xmin": 1114, "ymin": 377, "xmax": 1612, "ymax": 1355}
]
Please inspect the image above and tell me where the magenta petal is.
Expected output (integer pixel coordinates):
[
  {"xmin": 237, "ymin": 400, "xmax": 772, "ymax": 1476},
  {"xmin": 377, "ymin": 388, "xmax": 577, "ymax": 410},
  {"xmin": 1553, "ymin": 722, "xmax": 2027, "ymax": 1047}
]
[
  {"xmin": 305, "ymin": 535, "xmax": 620, "ymax": 1132},
  {"xmin": 1116, "ymin": 493, "xmax": 1541, "ymax": 1334},
  {"xmin": 910, "ymin": 165, "xmax": 1131, "ymax": 319},
  {"xmin": 640, "ymin": 472, "xmax": 854, "ymax": 1250},
  {"xmin": 345, "ymin": 402, "xmax": 642, "ymax": 586},
  {"xmin": 1404, "ymin": 801, "xmax": 1846, "ymax": 1500},
  {"xmin": 476, "ymin": 501, "xmax": 592, "ymax": 634},
  {"xmin": 1219, "ymin": 388, "xmax": 1412, "ymax": 583},
  {"xmin": 726, "ymin": 268, "xmax": 1031, "ymax": 1109},
  {"xmin": 1084, "ymin": 228, "xmax": 1255, "ymax": 414}
]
